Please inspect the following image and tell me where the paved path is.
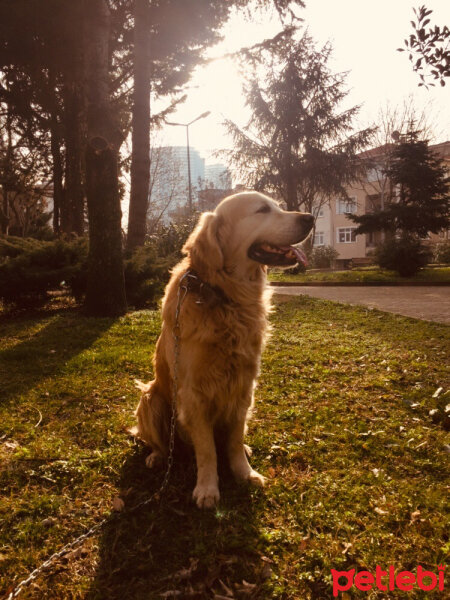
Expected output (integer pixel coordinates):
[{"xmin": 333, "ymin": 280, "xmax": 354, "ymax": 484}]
[{"xmin": 272, "ymin": 286, "xmax": 450, "ymax": 324}]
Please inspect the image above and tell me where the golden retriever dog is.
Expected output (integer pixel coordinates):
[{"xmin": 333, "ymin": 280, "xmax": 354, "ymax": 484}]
[{"xmin": 133, "ymin": 192, "xmax": 313, "ymax": 508}]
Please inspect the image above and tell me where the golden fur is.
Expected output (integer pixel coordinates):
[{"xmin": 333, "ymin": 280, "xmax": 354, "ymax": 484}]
[{"xmin": 134, "ymin": 191, "xmax": 313, "ymax": 508}]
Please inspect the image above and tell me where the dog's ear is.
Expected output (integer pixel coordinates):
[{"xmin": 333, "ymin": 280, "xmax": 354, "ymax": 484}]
[{"xmin": 183, "ymin": 212, "xmax": 223, "ymax": 273}]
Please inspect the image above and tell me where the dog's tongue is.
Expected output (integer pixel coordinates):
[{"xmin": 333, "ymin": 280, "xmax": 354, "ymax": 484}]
[{"xmin": 282, "ymin": 245, "xmax": 308, "ymax": 266}]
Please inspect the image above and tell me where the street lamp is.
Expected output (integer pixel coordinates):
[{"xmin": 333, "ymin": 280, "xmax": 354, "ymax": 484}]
[{"xmin": 166, "ymin": 111, "xmax": 210, "ymax": 212}]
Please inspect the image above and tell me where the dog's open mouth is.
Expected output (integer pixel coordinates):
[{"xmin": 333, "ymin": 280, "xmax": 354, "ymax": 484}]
[{"xmin": 248, "ymin": 242, "xmax": 308, "ymax": 267}]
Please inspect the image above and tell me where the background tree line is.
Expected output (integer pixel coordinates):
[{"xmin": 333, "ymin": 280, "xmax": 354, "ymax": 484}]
[
  {"xmin": 1, "ymin": 1, "xmax": 448, "ymax": 313},
  {"xmin": 0, "ymin": 0, "xmax": 304, "ymax": 315}
]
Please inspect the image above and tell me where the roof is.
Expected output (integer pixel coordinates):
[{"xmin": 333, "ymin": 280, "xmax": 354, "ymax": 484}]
[{"xmin": 358, "ymin": 140, "xmax": 450, "ymax": 161}]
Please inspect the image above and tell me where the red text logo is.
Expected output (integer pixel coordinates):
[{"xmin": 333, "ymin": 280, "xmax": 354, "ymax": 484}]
[{"xmin": 331, "ymin": 565, "xmax": 445, "ymax": 596}]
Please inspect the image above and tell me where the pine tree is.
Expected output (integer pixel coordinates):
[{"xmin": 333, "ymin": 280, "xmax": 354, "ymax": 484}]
[{"xmin": 222, "ymin": 30, "xmax": 373, "ymax": 215}]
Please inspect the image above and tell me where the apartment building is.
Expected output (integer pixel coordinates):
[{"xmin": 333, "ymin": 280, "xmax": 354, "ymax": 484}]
[{"xmin": 312, "ymin": 141, "xmax": 450, "ymax": 267}]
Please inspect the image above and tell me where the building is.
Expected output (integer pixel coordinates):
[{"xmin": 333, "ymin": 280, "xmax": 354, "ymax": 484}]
[
  {"xmin": 204, "ymin": 164, "xmax": 232, "ymax": 190},
  {"xmin": 149, "ymin": 146, "xmax": 205, "ymax": 224},
  {"xmin": 311, "ymin": 140, "xmax": 450, "ymax": 267}
]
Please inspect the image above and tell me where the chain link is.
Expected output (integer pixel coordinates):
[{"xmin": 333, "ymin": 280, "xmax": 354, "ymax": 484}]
[{"xmin": 6, "ymin": 274, "xmax": 189, "ymax": 600}]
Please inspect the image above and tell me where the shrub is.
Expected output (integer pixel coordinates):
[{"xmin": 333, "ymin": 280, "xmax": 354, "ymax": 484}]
[
  {"xmin": 0, "ymin": 236, "xmax": 88, "ymax": 307},
  {"xmin": 124, "ymin": 245, "xmax": 173, "ymax": 309},
  {"xmin": 146, "ymin": 212, "xmax": 199, "ymax": 258},
  {"xmin": 375, "ymin": 236, "xmax": 431, "ymax": 277},
  {"xmin": 310, "ymin": 245, "xmax": 339, "ymax": 269},
  {"xmin": 0, "ymin": 213, "xmax": 201, "ymax": 309},
  {"xmin": 433, "ymin": 241, "xmax": 450, "ymax": 264}
]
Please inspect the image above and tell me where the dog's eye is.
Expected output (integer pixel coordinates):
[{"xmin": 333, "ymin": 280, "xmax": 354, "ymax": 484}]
[{"xmin": 255, "ymin": 205, "xmax": 271, "ymax": 214}]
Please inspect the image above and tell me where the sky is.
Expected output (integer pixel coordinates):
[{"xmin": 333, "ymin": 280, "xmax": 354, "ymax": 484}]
[{"xmin": 156, "ymin": 0, "xmax": 450, "ymax": 162}]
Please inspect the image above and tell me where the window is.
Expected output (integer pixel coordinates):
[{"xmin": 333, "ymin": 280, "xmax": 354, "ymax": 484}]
[
  {"xmin": 337, "ymin": 227, "xmax": 357, "ymax": 243},
  {"xmin": 314, "ymin": 231, "xmax": 324, "ymax": 246},
  {"xmin": 317, "ymin": 207, "xmax": 324, "ymax": 218},
  {"xmin": 337, "ymin": 198, "xmax": 357, "ymax": 214},
  {"xmin": 367, "ymin": 231, "xmax": 376, "ymax": 247}
]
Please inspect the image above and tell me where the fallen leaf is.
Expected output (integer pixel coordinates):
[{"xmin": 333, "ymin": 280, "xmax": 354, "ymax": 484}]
[
  {"xmin": 4, "ymin": 440, "xmax": 18, "ymax": 450},
  {"xmin": 374, "ymin": 507, "xmax": 387, "ymax": 515},
  {"xmin": 235, "ymin": 580, "xmax": 256, "ymax": 595},
  {"xmin": 410, "ymin": 510, "xmax": 421, "ymax": 522},
  {"xmin": 112, "ymin": 497, "xmax": 125, "ymax": 511},
  {"xmin": 218, "ymin": 579, "xmax": 234, "ymax": 597},
  {"xmin": 261, "ymin": 563, "xmax": 273, "ymax": 580},
  {"xmin": 342, "ymin": 542, "xmax": 353, "ymax": 554},
  {"xmin": 432, "ymin": 387, "xmax": 443, "ymax": 398}
]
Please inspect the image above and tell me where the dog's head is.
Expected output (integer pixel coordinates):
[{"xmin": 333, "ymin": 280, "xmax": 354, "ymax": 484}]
[{"xmin": 183, "ymin": 192, "xmax": 314, "ymax": 277}]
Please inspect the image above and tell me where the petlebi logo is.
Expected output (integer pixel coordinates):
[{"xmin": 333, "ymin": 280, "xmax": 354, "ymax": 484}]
[{"xmin": 331, "ymin": 565, "xmax": 446, "ymax": 596}]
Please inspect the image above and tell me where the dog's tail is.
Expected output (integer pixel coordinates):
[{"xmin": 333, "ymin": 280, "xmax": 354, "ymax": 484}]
[{"xmin": 133, "ymin": 381, "xmax": 171, "ymax": 456}]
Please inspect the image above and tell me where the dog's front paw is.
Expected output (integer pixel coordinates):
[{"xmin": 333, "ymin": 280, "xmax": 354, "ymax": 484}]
[
  {"xmin": 145, "ymin": 451, "xmax": 163, "ymax": 469},
  {"xmin": 192, "ymin": 484, "xmax": 220, "ymax": 509},
  {"xmin": 247, "ymin": 470, "xmax": 265, "ymax": 487},
  {"xmin": 244, "ymin": 443, "xmax": 253, "ymax": 457}
]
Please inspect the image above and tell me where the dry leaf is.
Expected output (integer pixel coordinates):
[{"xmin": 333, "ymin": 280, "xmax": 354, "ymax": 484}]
[
  {"xmin": 374, "ymin": 507, "xmax": 387, "ymax": 515},
  {"xmin": 112, "ymin": 497, "xmax": 125, "ymax": 511},
  {"xmin": 433, "ymin": 387, "xmax": 443, "ymax": 398},
  {"xmin": 341, "ymin": 542, "xmax": 352, "ymax": 554},
  {"xmin": 261, "ymin": 563, "xmax": 273, "ymax": 580},
  {"xmin": 235, "ymin": 580, "xmax": 256, "ymax": 595},
  {"xmin": 218, "ymin": 579, "xmax": 234, "ymax": 597}
]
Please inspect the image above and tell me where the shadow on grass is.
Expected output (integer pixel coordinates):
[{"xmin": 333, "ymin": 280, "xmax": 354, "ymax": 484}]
[
  {"xmin": 86, "ymin": 443, "xmax": 269, "ymax": 600},
  {"xmin": 0, "ymin": 309, "xmax": 116, "ymax": 405}
]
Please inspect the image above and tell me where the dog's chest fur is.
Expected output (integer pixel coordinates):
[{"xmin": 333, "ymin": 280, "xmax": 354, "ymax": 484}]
[{"xmin": 180, "ymin": 297, "xmax": 269, "ymax": 420}]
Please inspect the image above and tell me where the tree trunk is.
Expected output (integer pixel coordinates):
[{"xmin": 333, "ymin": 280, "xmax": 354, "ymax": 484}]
[
  {"xmin": 1, "ymin": 107, "xmax": 13, "ymax": 235},
  {"xmin": 1, "ymin": 187, "xmax": 9, "ymax": 235},
  {"xmin": 285, "ymin": 169, "xmax": 298, "ymax": 211},
  {"xmin": 83, "ymin": 0, "xmax": 126, "ymax": 317},
  {"xmin": 126, "ymin": 0, "xmax": 151, "ymax": 253},
  {"xmin": 50, "ymin": 109, "xmax": 64, "ymax": 234},
  {"xmin": 62, "ymin": 85, "xmax": 85, "ymax": 235}
]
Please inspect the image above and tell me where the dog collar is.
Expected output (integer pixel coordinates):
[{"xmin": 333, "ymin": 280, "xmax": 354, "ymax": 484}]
[{"xmin": 180, "ymin": 270, "xmax": 230, "ymax": 308}]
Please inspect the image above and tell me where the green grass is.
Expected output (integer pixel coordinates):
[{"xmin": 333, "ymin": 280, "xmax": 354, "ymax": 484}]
[
  {"xmin": 0, "ymin": 298, "xmax": 449, "ymax": 599},
  {"xmin": 269, "ymin": 266, "xmax": 450, "ymax": 284}
]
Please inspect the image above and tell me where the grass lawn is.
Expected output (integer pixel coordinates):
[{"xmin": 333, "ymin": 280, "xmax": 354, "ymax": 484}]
[
  {"xmin": 268, "ymin": 266, "xmax": 450, "ymax": 284},
  {"xmin": 1, "ymin": 297, "xmax": 449, "ymax": 599}
]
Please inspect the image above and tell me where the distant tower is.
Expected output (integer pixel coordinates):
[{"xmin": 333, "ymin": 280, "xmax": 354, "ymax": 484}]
[{"xmin": 204, "ymin": 164, "xmax": 232, "ymax": 189}]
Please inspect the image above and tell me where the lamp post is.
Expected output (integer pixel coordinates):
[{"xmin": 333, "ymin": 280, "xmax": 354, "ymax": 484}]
[{"xmin": 166, "ymin": 111, "xmax": 210, "ymax": 212}]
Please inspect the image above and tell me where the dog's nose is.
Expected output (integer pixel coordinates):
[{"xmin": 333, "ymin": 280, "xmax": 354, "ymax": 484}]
[{"xmin": 298, "ymin": 213, "xmax": 314, "ymax": 227}]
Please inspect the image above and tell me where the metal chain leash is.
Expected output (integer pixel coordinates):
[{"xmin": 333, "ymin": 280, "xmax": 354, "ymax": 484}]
[{"xmin": 6, "ymin": 275, "xmax": 189, "ymax": 600}]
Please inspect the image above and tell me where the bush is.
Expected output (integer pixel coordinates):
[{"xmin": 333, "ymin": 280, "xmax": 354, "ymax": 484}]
[
  {"xmin": 310, "ymin": 245, "xmax": 339, "ymax": 269},
  {"xmin": 0, "ymin": 236, "xmax": 88, "ymax": 307},
  {"xmin": 0, "ymin": 213, "xmax": 201, "ymax": 309},
  {"xmin": 0, "ymin": 235, "xmax": 178, "ymax": 309},
  {"xmin": 433, "ymin": 241, "xmax": 450, "ymax": 264},
  {"xmin": 146, "ymin": 213, "xmax": 199, "ymax": 258},
  {"xmin": 375, "ymin": 236, "xmax": 431, "ymax": 277},
  {"xmin": 124, "ymin": 245, "xmax": 173, "ymax": 309}
]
